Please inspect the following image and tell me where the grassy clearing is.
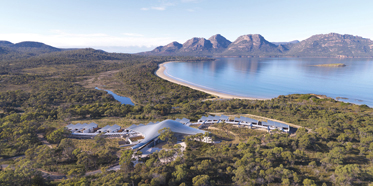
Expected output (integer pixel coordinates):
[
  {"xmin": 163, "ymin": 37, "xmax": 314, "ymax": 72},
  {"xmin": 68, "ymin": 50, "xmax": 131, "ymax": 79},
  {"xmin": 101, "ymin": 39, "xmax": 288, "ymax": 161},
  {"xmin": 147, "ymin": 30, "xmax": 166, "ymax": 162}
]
[
  {"xmin": 22, "ymin": 65, "xmax": 77, "ymax": 74},
  {"xmin": 70, "ymin": 138, "xmax": 123, "ymax": 151},
  {"xmin": 68, "ymin": 117, "xmax": 148, "ymax": 128}
]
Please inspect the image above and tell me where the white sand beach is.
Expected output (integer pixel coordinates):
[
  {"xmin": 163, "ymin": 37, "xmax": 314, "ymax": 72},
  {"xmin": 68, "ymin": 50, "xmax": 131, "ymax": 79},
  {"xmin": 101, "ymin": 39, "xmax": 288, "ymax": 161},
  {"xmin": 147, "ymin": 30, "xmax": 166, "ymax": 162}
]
[{"xmin": 155, "ymin": 62, "xmax": 268, "ymax": 100}]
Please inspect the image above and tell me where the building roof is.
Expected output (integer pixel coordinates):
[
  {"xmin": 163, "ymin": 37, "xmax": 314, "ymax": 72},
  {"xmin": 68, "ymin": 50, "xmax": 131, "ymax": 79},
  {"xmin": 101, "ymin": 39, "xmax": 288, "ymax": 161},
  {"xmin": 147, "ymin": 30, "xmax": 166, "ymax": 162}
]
[
  {"xmin": 219, "ymin": 115, "xmax": 229, "ymax": 120},
  {"xmin": 180, "ymin": 118, "xmax": 190, "ymax": 122},
  {"xmin": 127, "ymin": 124, "xmax": 138, "ymax": 130},
  {"xmin": 107, "ymin": 124, "xmax": 121, "ymax": 132},
  {"xmin": 86, "ymin": 122, "xmax": 98, "ymax": 128},
  {"xmin": 206, "ymin": 115, "xmax": 215, "ymax": 120},
  {"xmin": 266, "ymin": 120, "xmax": 289, "ymax": 129},
  {"xmin": 199, "ymin": 116, "xmax": 207, "ymax": 120},
  {"xmin": 130, "ymin": 119, "xmax": 205, "ymax": 150},
  {"xmin": 96, "ymin": 125, "xmax": 111, "ymax": 132},
  {"xmin": 239, "ymin": 116, "xmax": 258, "ymax": 123},
  {"xmin": 199, "ymin": 115, "xmax": 229, "ymax": 121}
]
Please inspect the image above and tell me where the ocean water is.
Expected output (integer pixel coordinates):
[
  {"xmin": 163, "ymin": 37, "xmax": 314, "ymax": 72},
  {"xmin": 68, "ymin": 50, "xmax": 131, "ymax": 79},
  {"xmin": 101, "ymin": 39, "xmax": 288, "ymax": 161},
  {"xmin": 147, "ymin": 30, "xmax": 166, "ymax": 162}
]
[{"xmin": 163, "ymin": 58, "xmax": 373, "ymax": 106}]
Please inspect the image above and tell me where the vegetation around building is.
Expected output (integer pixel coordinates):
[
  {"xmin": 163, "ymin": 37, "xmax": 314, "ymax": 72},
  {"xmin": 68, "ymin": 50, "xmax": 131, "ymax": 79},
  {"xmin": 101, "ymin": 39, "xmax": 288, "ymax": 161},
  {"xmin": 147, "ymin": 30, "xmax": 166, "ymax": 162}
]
[{"xmin": 0, "ymin": 48, "xmax": 373, "ymax": 185}]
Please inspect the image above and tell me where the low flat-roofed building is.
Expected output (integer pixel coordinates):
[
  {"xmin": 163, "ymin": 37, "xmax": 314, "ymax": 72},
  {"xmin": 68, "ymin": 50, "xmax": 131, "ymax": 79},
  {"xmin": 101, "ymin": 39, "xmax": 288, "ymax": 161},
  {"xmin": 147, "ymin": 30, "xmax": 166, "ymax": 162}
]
[
  {"xmin": 107, "ymin": 124, "xmax": 121, "ymax": 133},
  {"xmin": 96, "ymin": 125, "xmax": 111, "ymax": 133}
]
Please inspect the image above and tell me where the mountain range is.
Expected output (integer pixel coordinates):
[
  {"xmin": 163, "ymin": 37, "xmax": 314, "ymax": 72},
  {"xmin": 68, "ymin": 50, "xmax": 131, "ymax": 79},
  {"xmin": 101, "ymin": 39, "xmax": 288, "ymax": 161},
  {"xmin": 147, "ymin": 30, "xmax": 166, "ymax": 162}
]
[
  {"xmin": 141, "ymin": 33, "xmax": 373, "ymax": 58},
  {"xmin": 1, "ymin": 32, "xmax": 373, "ymax": 59}
]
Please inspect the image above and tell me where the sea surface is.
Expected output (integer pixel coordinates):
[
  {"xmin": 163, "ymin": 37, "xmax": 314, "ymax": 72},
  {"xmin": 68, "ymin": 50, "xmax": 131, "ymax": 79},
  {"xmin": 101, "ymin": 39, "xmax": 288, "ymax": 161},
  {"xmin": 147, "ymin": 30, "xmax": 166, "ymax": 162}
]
[
  {"xmin": 95, "ymin": 87, "xmax": 135, "ymax": 105},
  {"xmin": 163, "ymin": 58, "xmax": 373, "ymax": 106}
]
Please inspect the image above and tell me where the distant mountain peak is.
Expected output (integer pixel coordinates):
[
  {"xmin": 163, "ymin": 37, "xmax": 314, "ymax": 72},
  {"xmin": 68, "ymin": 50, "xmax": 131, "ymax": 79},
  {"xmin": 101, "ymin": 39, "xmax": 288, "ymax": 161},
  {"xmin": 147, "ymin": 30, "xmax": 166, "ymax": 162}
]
[
  {"xmin": 166, "ymin": 41, "xmax": 182, "ymax": 47},
  {"xmin": 224, "ymin": 34, "xmax": 279, "ymax": 55},
  {"xmin": 14, "ymin": 41, "xmax": 57, "ymax": 48},
  {"xmin": 208, "ymin": 34, "xmax": 231, "ymax": 49},
  {"xmin": 142, "ymin": 41, "xmax": 182, "ymax": 55},
  {"xmin": 287, "ymin": 33, "xmax": 373, "ymax": 57},
  {"xmin": 180, "ymin": 37, "xmax": 212, "ymax": 52},
  {"xmin": 234, "ymin": 34, "xmax": 266, "ymax": 42}
]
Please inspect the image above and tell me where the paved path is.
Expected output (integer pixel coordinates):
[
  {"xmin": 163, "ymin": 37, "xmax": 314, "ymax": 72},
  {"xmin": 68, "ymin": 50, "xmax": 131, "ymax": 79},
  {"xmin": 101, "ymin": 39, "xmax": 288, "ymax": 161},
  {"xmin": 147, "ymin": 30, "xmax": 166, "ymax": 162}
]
[{"xmin": 39, "ymin": 169, "xmax": 66, "ymax": 180}]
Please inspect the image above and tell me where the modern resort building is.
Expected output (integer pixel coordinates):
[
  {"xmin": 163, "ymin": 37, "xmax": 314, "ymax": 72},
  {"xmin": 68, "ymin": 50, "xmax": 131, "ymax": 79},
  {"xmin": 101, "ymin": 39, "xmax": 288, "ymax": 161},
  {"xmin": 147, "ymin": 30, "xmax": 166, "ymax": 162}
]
[
  {"xmin": 127, "ymin": 119, "xmax": 205, "ymax": 150},
  {"xmin": 65, "ymin": 114, "xmax": 290, "ymax": 152},
  {"xmin": 197, "ymin": 115, "xmax": 290, "ymax": 132}
]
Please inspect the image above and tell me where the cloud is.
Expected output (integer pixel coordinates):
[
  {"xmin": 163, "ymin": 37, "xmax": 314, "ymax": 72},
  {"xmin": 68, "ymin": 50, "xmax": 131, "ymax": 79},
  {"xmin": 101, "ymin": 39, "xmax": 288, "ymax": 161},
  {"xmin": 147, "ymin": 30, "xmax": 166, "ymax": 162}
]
[
  {"xmin": 186, "ymin": 7, "xmax": 200, "ymax": 12},
  {"xmin": 0, "ymin": 31, "xmax": 175, "ymax": 48},
  {"xmin": 122, "ymin": 33, "xmax": 144, "ymax": 37},
  {"xmin": 181, "ymin": 0, "xmax": 200, "ymax": 2},
  {"xmin": 151, "ymin": 6, "xmax": 166, "ymax": 11},
  {"xmin": 141, "ymin": 0, "xmax": 175, "ymax": 11}
]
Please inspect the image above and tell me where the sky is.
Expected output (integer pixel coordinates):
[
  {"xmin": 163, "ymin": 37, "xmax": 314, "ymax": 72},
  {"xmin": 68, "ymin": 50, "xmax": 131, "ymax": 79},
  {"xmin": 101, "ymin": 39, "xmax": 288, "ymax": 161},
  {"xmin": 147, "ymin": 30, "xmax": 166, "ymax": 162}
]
[{"xmin": 1, "ymin": 0, "xmax": 373, "ymax": 53}]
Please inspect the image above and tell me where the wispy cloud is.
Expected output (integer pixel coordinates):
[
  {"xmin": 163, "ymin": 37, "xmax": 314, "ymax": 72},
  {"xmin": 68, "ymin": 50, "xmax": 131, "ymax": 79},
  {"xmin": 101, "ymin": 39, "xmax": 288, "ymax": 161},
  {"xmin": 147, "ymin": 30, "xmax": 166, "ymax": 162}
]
[
  {"xmin": 0, "ymin": 31, "xmax": 174, "ymax": 48},
  {"xmin": 122, "ymin": 33, "xmax": 144, "ymax": 37},
  {"xmin": 186, "ymin": 7, "xmax": 201, "ymax": 12},
  {"xmin": 140, "ymin": 0, "xmax": 177, "ymax": 11},
  {"xmin": 140, "ymin": 0, "xmax": 201, "ymax": 11},
  {"xmin": 151, "ymin": 6, "xmax": 166, "ymax": 11},
  {"xmin": 181, "ymin": 0, "xmax": 201, "ymax": 2}
]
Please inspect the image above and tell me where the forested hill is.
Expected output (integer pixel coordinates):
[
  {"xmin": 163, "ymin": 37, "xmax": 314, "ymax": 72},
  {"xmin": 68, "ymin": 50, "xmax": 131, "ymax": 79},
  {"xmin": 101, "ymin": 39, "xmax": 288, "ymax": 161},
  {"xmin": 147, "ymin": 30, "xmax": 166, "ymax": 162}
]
[
  {"xmin": 1, "ymin": 41, "xmax": 373, "ymax": 185},
  {"xmin": 140, "ymin": 33, "xmax": 373, "ymax": 58},
  {"xmin": 0, "ymin": 41, "xmax": 63, "ymax": 60}
]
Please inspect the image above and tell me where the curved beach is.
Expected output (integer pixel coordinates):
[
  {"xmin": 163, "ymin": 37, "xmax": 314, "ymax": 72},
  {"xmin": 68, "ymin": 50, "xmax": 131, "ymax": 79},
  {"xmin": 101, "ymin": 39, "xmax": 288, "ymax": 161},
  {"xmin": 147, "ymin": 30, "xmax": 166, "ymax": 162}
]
[{"xmin": 155, "ymin": 62, "xmax": 267, "ymax": 100}]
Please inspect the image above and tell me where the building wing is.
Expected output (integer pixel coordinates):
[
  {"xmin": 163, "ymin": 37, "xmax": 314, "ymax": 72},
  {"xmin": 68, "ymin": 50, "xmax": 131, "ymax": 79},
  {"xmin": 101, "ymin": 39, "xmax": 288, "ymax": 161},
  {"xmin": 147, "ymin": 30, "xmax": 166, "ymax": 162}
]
[{"xmin": 130, "ymin": 119, "xmax": 205, "ymax": 150}]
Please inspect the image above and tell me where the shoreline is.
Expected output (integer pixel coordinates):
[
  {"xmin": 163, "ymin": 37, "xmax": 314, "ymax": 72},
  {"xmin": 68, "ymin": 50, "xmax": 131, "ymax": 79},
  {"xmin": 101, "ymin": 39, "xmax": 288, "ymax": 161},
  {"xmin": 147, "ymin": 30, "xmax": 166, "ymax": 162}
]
[{"xmin": 155, "ymin": 62, "xmax": 268, "ymax": 100}]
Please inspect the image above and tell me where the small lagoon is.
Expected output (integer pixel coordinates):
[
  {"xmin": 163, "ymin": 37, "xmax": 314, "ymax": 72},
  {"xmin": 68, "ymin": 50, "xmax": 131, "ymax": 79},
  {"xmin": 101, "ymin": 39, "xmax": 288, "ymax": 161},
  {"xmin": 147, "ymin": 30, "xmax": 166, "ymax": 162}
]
[{"xmin": 95, "ymin": 87, "xmax": 135, "ymax": 106}]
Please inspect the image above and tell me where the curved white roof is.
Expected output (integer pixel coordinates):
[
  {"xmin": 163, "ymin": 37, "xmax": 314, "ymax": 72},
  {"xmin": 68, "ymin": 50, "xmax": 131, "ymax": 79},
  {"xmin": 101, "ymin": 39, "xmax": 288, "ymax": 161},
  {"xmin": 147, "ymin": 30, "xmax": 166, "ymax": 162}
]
[{"xmin": 130, "ymin": 119, "xmax": 205, "ymax": 149}]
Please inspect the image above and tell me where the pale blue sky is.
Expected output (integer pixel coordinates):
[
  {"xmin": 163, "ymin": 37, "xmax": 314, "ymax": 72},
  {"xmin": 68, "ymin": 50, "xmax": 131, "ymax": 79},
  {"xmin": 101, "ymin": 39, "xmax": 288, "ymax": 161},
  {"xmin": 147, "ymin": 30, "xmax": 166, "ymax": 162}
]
[{"xmin": 1, "ymin": 0, "xmax": 372, "ymax": 53}]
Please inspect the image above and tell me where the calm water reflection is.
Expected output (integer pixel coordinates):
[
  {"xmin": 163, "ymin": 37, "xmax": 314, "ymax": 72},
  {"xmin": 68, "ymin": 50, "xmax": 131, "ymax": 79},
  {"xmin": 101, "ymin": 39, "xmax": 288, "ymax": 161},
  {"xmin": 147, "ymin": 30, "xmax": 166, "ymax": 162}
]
[
  {"xmin": 164, "ymin": 58, "xmax": 373, "ymax": 106},
  {"xmin": 95, "ymin": 87, "xmax": 134, "ymax": 106}
]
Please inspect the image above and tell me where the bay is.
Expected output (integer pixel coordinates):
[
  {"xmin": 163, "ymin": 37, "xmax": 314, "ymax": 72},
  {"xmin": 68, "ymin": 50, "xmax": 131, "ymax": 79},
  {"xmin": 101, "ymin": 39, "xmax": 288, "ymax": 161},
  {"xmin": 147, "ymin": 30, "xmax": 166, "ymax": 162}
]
[{"xmin": 163, "ymin": 58, "xmax": 373, "ymax": 106}]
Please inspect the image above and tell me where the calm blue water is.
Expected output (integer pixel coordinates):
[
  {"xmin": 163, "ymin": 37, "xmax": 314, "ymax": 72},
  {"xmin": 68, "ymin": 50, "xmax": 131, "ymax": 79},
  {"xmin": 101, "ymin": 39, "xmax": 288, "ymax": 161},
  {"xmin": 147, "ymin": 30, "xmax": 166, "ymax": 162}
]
[
  {"xmin": 95, "ymin": 87, "xmax": 135, "ymax": 105},
  {"xmin": 164, "ymin": 58, "xmax": 373, "ymax": 106}
]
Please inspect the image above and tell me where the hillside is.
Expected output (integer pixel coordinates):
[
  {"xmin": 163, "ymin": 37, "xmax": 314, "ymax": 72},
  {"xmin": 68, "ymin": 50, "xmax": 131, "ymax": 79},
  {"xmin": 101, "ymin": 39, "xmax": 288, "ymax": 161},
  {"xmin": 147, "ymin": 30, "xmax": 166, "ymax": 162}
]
[
  {"xmin": 1, "ymin": 46, "xmax": 373, "ymax": 185},
  {"xmin": 148, "ymin": 41, "xmax": 183, "ymax": 55},
  {"xmin": 286, "ymin": 33, "xmax": 373, "ymax": 58},
  {"xmin": 0, "ymin": 41, "xmax": 63, "ymax": 61},
  {"xmin": 141, "ymin": 33, "xmax": 373, "ymax": 58}
]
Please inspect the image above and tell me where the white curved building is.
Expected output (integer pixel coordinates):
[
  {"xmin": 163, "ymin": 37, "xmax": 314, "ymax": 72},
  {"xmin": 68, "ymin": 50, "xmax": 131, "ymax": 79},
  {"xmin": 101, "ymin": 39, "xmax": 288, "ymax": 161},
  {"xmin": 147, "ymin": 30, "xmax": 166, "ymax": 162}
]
[{"xmin": 129, "ymin": 119, "xmax": 205, "ymax": 150}]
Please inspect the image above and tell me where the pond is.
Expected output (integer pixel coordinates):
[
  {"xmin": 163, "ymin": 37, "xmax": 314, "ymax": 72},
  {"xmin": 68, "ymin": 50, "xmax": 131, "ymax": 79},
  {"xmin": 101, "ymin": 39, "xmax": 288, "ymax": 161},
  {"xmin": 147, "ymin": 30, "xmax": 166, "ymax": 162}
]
[{"xmin": 95, "ymin": 87, "xmax": 135, "ymax": 106}]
